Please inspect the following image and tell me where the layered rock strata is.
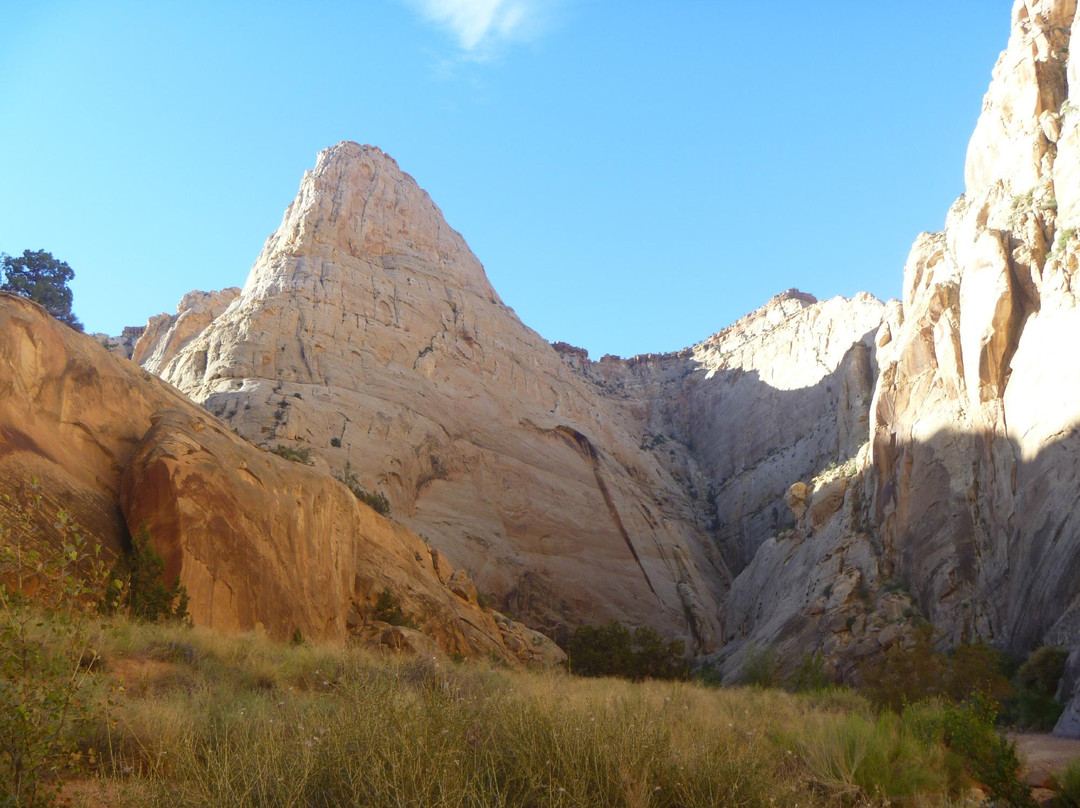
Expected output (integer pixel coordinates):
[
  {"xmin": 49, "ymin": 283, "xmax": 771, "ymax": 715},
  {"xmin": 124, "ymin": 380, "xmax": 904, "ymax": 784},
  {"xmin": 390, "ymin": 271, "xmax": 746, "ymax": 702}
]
[
  {"xmin": 0, "ymin": 293, "xmax": 560, "ymax": 666},
  {"xmin": 0, "ymin": 292, "xmax": 191, "ymax": 549},
  {"xmin": 717, "ymin": 0, "xmax": 1080, "ymax": 699},
  {"xmin": 135, "ymin": 142, "xmax": 887, "ymax": 652},
  {"xmin": 871, "ymin": 0, "xmax": 1080, "ymax": 655},
  {"xmin": 52, "ymin": 0, "xmax": 1080, "ymax": 723}
]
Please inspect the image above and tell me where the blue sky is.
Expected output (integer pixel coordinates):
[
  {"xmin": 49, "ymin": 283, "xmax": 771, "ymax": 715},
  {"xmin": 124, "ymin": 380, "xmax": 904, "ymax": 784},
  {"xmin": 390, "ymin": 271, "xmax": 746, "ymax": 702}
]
[{"xmin": 1, "ymin": 1, "xmax": 1012, "ymax": 358}]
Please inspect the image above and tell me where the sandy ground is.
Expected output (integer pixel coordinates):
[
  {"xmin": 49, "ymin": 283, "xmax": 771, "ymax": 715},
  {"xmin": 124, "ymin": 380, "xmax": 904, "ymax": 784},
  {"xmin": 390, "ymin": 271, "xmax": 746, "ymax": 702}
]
[{"xmin": 1013, "ymin": 732, "xmax": 1080, "ymax": 805}]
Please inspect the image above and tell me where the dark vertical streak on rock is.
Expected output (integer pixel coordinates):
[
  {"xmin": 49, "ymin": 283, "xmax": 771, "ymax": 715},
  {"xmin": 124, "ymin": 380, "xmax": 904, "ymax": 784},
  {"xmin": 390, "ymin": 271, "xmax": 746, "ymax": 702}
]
[{"xmin": 554, "ymin": 425, "xmax": 661, "ymax": 601}]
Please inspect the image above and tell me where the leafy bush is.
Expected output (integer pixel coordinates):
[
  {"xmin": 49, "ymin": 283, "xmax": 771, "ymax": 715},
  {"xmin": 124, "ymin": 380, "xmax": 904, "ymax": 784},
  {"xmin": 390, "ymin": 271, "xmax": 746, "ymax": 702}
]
[
  {"xmin": 692, "ymin": 661, "xmax": 724, "ymax": 686},
  {"xmin": 272, "ymin": 444, "xmax": 313, "ymax": 464},
  {"xmin": 941, "ymin": 693, "xmax": 1035, "ymax": 807},
  {"xmin": 947, "ymin": 642, "xmax": 1014, "ymax": 702},
  {"xmin": 859, "ymin": 627, "xmax": 1011, "ymax": 711},
  {"xmin": 1017, "ymin": 645, "xmax": 1069, "ymax": 695},
  {"xmin": 1008, "ymin": 686, "xmax": 1066, "ymax": 731},
  {"xmin": 106, "ymin": 525, "xmax": 188, "ymax": 622},
  {"xmin": 334, "ymin": 463, "xmax": 391, "ymax": 516},
  {"xmin": 1003, "ymin": 645, "xmax": 1068, "ymax": 730},
  {"xmin": 0, "ymin": 486, "xmax": 111, "ymax": 806},
  {"xmin": 566, "ymin": 620, "xmax": 686, "ymax": 680},
  {"xmin": 1057, "ymin": 227, "xmax": 1077, "ymax": 254},
  {"xmin": 371, "ymin": 589, "xmax": 416, "ymax": 629}
]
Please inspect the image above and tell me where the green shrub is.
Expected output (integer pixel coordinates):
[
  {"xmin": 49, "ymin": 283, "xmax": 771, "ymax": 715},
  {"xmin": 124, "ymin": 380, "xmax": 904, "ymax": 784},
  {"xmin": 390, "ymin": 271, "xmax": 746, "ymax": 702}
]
[
  {"xmin": 371, "ymin": 589, "xmax": 416, "ymax": 629},
  {"xmin": 106, "ymin": 525, "xmax": 188, "ymax": 622},
  {"xmin": 628, "ymin": 624, "xmax": 688, "ymax": 680},
  {"xmin": 859, "ymin": 628, "xmax": 1011, "ymax": 712},
  {"xmin": 882, "ymin": 578, "xmax": 910, "ymax": 594},
  {"xmin": 1003, "ymin": 645, "xmax": 1068, "ymax": 730},
  {"xmin": 0, "ymin": 486, "xmax": 112, "ymax": 806},
  {"xmin": 1056, "ymin": 227, "xmax": 1077, "ymax": 254},
  {"xmin": 334, "ymin": 463, "xmax": 391, "ymax": 516},
  {"xmin": 1052, "ymin": 758, "xmax": 1080, "ymax": 806},
  {"xmin": 788, "ymin": 651, "xmax": 830, "ymax": 692},
  {"xmin": 566, "ymin": 620, "xmax": 686, "ymax": 680},
  {"xmin": 272, "ymin": 444, "xmax": 313, "ymax": 464},
  {"xmin": 947, "ymin": 642, "xmax": 1014, "ymax": 703},
  {"xmin": 942, "ymin": 693, "xmax": 1036, "ymax": 807},
  {"xmin": 1008, "ymin": 686, "xmax": 1065, "ymax": 731},
  {"xmin": 1017, "ymin": 645, "xmax": 1068, "ymax": 695},
  {"xmin": 692, "ymin": 661, "xmax": 724, "ymax": 686},
  {"xmin": 741, "ymin": 643, "xmax": 778, "ymax": 687}
]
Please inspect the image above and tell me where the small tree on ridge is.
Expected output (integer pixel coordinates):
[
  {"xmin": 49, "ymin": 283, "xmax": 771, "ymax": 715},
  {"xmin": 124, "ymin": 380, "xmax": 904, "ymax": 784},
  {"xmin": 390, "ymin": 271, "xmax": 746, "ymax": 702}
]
[{"xmin": 1, "ymin": 249, "xmax": 83, "ymax": 330}]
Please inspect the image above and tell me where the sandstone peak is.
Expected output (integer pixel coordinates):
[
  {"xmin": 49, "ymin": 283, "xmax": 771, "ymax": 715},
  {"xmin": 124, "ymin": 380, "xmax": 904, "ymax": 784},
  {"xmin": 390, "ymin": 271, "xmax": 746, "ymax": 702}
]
[
  {"xmin": 243, "ymin": 139, "xmax": 497, "ymax": 304},
  {"xmin": 132, "ymin": 133, "xmax": 888, "ymax": 655},
  {"xmin": 0, "ymin": 293, "xmax": 561, "ymax": 665},
  {"xmin": 770, "ymin": 288, "xmax": 818, "ymax": 306},
  {"xmin": 694, "ymin": 288, "xmax": 818, "ymax": 352},
  {"xmin": 13, "ymin": 0, "xmax": 1080, "ymax": 724},
  {"xmin": 133, "ymin": 286, "xmax": 240, "ymax": 373}
]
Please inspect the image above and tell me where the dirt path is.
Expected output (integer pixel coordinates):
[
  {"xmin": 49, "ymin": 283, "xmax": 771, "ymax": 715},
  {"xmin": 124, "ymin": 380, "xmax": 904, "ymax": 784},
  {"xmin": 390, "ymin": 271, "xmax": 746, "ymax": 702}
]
[{"xmin": 1013, "ymin": 732, "xmax": 1080, "ymax": 801}]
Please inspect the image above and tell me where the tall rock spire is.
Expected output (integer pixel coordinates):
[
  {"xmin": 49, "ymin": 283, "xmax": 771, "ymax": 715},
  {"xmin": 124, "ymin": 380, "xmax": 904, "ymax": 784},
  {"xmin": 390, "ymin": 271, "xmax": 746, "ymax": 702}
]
[{"xmin": 134, "ymin": 140, "xmax": 885, "ymax": 653}]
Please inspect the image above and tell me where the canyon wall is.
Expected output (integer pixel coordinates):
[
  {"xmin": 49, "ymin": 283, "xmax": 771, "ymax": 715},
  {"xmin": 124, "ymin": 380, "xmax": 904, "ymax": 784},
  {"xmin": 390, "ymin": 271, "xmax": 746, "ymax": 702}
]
[
  {"xmin": 134, "ymin": 143, "xmax": 886, "ymax": 652},
  {"xmin": 871, "ymin": 0, "xmax": 1080, "ymax": 654},
  {"xmin": 705, "ymin": 0, "xmax": 1080, "ymax": 698},
  {"xmin": 17, "ymin": 0, "xmax": 1080, "ymax": 722},
  {"xmin": 0, "ymin": 292, "xmax": 562, "ymax": 666}
]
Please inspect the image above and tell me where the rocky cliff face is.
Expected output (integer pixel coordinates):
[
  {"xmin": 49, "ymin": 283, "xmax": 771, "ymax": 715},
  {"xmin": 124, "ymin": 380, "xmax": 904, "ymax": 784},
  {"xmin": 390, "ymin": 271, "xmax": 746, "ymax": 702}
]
[
  {"xmin": 673, "ymin": 0, "xmax": 1080, "ymax": 699},
  {"xmin": 133, "ymin": 143, "xmax": 725, "ymax": 649},
  {"xmin": 857, "ymin": 0, "xmax": 1080, "ymax": 733},
  {"xmin": 135, "ymin": 142, "xmax": 886, "ymax": 653},
  {"xmin": 0, "ymin": 292, "xmax": 194, "ymax": 549},
  {"xmin": 871, "ymin": 0, "xmax": 1080, "ymax": 657},
  {"xmin": 0, "ymin": 292, "xmax": 562, "ymax": 666},
  {"xmin": 585, "ymin": 289, "xmax": 884, "ymax": 575},
  {"xmin": 26, "ymin": 0, "xmax": 1080, "ymax": 711},
  {"xmin": 110, "ymin": 0, "xmax": 1080, "ymax": 716},
  {"xmin": 133, "ymin": 288, "xmax": 240, "ymax": 370},
  {"xmin": 705, "ymin": 0, "xmax": 1080, "ymax": 711}
]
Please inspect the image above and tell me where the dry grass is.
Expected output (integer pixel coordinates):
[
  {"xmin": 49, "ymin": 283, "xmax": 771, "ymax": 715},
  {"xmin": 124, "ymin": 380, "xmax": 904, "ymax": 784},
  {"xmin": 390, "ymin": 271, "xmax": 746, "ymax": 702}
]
[{"xmin": 36, "ymin": 620, "xmax": 991, "ymax": 807}]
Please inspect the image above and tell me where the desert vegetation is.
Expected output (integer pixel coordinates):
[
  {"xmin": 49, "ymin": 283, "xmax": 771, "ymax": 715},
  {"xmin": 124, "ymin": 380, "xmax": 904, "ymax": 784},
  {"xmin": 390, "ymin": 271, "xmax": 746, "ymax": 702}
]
[
  {"xmin": 0, "ymin": 617, "xmax": 1028, "ymax": 808},
  {"xmin": 0, "ymin": 492, "xmax": 1075, "ymax": 808},
  {"xmin": 566, "ymin": 620, "xmax": 687, "ymax": 681},
  {"xmin": 272, "ymin": 444, "xmax": 314, "ymax": 465},
  {"xmin": 335, "ymin": 462, "xmax": 392, "ymax": 516},
  {"xmin": 4, "ymin": 611, "xmax": 1072, "ymax": 808}
]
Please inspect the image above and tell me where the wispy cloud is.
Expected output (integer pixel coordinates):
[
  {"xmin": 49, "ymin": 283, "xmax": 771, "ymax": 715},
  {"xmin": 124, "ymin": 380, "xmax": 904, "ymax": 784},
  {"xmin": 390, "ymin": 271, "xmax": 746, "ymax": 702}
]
[{"xmin": 405, "ymin": 0, "xmax": 550, "ymax": 58}]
